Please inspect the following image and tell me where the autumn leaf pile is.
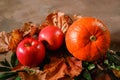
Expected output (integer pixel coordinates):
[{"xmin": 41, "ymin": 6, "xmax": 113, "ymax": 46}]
[{"xmin": 0, "ymin": 11, "xmax": 120, "ymax": 80}]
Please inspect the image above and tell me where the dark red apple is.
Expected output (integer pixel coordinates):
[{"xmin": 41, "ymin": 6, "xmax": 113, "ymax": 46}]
[
  {"xmin": 38, "ymin": 26, "xmax": 64, "ymax": 50},
  {"xmin": 16, "ymin": 38, "xmax": 45, "ymax": 66}
]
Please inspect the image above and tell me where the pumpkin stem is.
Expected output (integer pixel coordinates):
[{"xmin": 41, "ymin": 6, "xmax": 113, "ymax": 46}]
[{"xmin": 90, "ymin": 35, "xmax": 96, "ymax": 41}]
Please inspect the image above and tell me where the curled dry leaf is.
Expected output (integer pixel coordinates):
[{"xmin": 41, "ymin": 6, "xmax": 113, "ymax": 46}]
[
  {"xmin": 19, "ymin": 67, "xmax": 46, "ymax": 80},
  {"xmin": 40, "ymin": 11, "xmax": 73, "ymax": 33},
  {"xmin": 9, "ymin": 29, "xmax": 23, "ymax": 52},
  {"xmin": 19, "ymin": 70, "xmax": 46, "ymax": 80},
  {"xmin": 11, "ymin": 63, "xmax": 26, "ymax": 72},
  {"xmin": 43, "ymin": 56, "xmax": 82, "ymax": 80},
  {"xmin": 65, "ymin": 57, "xmax": 83, "ymax": 77},
  {"xmin": 73, "ymin": 15, "xmax": 82, "ymax": 20},
  {"xmin": 9, "ymin": 22, "xmax": 39, "ymax": 52},
  {"xmin": 0, "ymin": 31, "xmax": 11, "ymax": 53},
  {"xmin": 112, "ymin": 69, "xmax": 120, "ymax": 78},
  {"xmin": 21, "ymin": 22, "xmax": 39, "ymax": 37},
  {"xmin": 12, "ymin": 63, "xmax": 46, "ymax": 80},
  {"xmin": 94, "ymin": 72, "xmax": 111, "ymax": 80},
  {"xmin": 44, "ymin": 58, "xmax": 67, "ymax": 80},
  {"xmin": 16, "ymin": 56, "xmax": 82, "ymax": 80}
]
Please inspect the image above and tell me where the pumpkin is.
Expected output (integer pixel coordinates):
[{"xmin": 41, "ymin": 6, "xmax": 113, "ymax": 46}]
[{"xmin": 65, "ymin": 17, "xmax": 110, "ymax": 61}]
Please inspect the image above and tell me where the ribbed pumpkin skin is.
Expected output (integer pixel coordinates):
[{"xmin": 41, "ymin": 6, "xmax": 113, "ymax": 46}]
[{"xmin": 65, "ymin": 17, "xmax": 110, "ymax": 61}]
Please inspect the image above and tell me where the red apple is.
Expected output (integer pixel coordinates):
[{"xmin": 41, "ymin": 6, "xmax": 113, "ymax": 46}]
[
  {"xmin": 38, "ymin": 26, "xmax": 64, "ymax": 50},
  {"xmin": 16, "ymin": 38, "xmax": 45, "ymax": 66}
]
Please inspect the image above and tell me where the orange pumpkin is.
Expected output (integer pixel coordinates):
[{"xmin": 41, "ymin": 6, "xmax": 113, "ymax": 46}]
[{"xmin": 65, "ymin": 17, "xmax": 110, "ymax": 61}]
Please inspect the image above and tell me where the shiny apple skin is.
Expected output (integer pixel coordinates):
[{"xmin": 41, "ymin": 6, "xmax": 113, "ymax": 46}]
[
  {"xmin": 38, "ymin": 26, "xmax": 64, "ymax": 50},
  {"xmin": 16, "ymin": 38, "xmax": 45, "ymax": 67}
]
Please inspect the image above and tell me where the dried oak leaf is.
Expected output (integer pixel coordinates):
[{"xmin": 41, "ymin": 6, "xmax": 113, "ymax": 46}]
[
  {"xmin": 11, "ymin": 63, "xmax": 26, "ymax": 72},
  {"xmin": 17, "ymin": 56, "xmax": 82, "ymax": 80},
  {"xmin": 40, "ymin": 11, "xmax": 73, "ymax": 33},
  {"xmin": 112, "ymin": 69, "xmax": 120, "ymax": 78},
  {"xmin": 44, "ymin": 56, "xmax": 82, "ymax": 80},
  {"xmin": 0, "ymin": 31, "xmax": 11, "ymax": 53},
  {"xmin": 21, "ymin": 22, "xmax": 39, "ymax": 37},
  {"xmin": 94, "ymin": 72, "xmax": 111, "ymax": 80},
  {"xmin": 19, "ymin": 69, "xmax": 46, "ymax": 80},
  {"xmin": 65, "ymin": 57, "xmax": 83, "ymax": 77},
  {"xmin": 9, "ymin": 29, "xmax": 23, "ymax": 52},
  {"xmin": 18, "ymin": 67, "xmax": 46, "ymax": 80},
  {"xmin": 12, "ymin": 64, "xmax": 46, "ymax": 80},
  {"xmin": 73, "ymin": 15, "xmax": 82, "ymax": 20},
  {"xmin": 15, "ymin": 53, "xmax": 82, "ymax": 80},
  {"xmin": 44, "ymin": 58, "xmax": 67, "ymax": 80}
]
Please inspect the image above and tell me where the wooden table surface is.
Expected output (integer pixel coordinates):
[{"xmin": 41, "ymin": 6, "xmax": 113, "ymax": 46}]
[{"xmin": 0, "ymin": 0, "xmax": 120, "ymax": 60}]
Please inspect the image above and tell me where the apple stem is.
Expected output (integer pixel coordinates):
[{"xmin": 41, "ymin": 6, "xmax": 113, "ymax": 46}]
[{"xmin": 24, "ymin": 43, "xmax": 31, "ymax": 47}]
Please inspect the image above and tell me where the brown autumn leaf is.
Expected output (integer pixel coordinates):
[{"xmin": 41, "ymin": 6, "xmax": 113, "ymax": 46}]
[
  {"xmin": 73, "ymin": 15, "xmax": 82, "ymax": 20},
  {"xmin": 65, "ymin": 57, "xmax": 83, "ymax": 77},
  {"xmin": 17, "ymin": 57, "xmax": 67, "ymax": 80},
  {"xmin": 8, "ymin": 22, "xmax": 39, "ymax": 52},
  {"xmin": 40, "ymin": 11, "xmax": 73, "ymax": 33},
  {"xmin": 14, "ymin": 58, "xmax": 65, "ymax": 80},
  {"xmin": 94, "ymin": 72, "xmax": 111, "ymax": 80},
  {"xmin": 19, "ymin": 69, "xmax": 47, "ymax": 80},
  {"xmin": 44, "ymin": 58, "xmax": 67, "ymax": 80},
  {"xmin": 11, "ymin": 63, "xmax": 25, "ymax": 72},
  {"xmin": 112, "ymin": 69, "xmax": 120, "ymax": 78},
  {"xmin": 0, "ymin": 31, "xmax": 11, "ymax": 53},
  {"xmin": 12, "ymin": 63, "xmax": 46, "ymax": 80},
  {"xmin": 18, "ymin": 67, "xmax": 46, "ymax": 80},
  {"xmin": 17, "ymin": 56, "xmax": 82, "ymax": 80},
  {"xmin": 9, "ymin": 29, "xmax": 23, "ymax": 52},
  {"xmin": 21, "ymin": 22, "xmax": 39, "ymax": 37},
  {"xmin": 44, "ymin": 56, "xmax": 82, "ymax": 80}
]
